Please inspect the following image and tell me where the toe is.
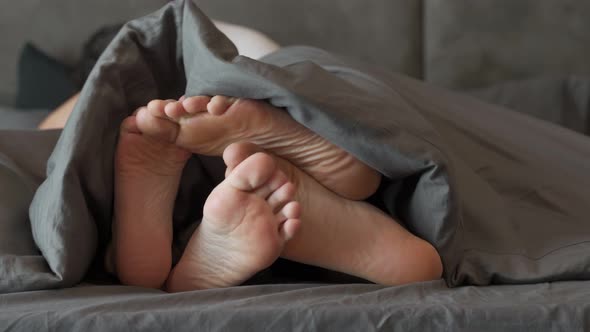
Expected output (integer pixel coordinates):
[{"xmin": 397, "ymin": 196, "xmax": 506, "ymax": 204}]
[
  {"xmin": 147, "ymin": 99, "xmax": 174, "ymax": 118},
  {"xmin": 223, "ymin": 142, "xmax": 265, "ymax": 176},
  {"xmin": 135, "ymin": 106, "xmax": 181, "ymax": 144},
  {"xmin": 276, "ymin": 201, "xmax": 301, "ymax": 222},
  {"xmin": 253, "ymin": 168, "xmax": 289, "ymax": 199},
  {"xmin": 132, "ymin": 106, "xmax": 143, "ymax": 116},
  {"xmin": 267, "ymin": 182, "xmax": 296, "ymax": 213},
  {"xmin": 120, "ymin": 116, "xmax": 141, "ymax": 134},
  {"xmin": 182, "ymin": 96, "xmax": 211, "ymax": 114},
  {"xmin": 223, "ymin": 143, "xmax": 291, "ymax": 199},
  {"xmin": 208, "ymin": 95, "xmax": 236, "ymax": 116},
  {"xmin": 279, "ymin": 218, "xmax": 301, "ymax": 242},
  {"xmin": 226, "ymin": 152, "xmax": 277, "ymax": 192},
  {"xmin": 164, "ymin": 101, "xmax": 188, "ymax": 121},
  {"xmin": 277, "ymin": 201, "xmax": 301, "ymax": 242}
]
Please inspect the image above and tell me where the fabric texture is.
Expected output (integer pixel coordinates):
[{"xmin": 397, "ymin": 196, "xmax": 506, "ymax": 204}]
[
  {"xmin": 0, "ymin": 130, "xmax": 61, "ymax": 292},
  {"xmin": 1, "ymin": 281, "xmax": 590, "ymax": 331},
  {"xmin": 73, "ymin": 25, "xmax": 125, "ymax": 88},
  {"xmin": 2, "ymin": 0, "xmax": 590, "ymax": 294}
]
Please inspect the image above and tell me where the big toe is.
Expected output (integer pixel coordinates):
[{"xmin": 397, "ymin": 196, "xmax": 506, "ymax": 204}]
[
  {"xmin": 120, "ymin": 115, "xmax": 141, "ymax": 135},
  {"xmin": 223, "ymin": 141, "xmax": 265, "ymax": 175},
  {"xmin": 135, "ymin": 103, "xmax": 180, "ymax": 143},
  {"xmin": 182, "ymin": 96, "xmax": 211, "ymax": 114},
  {"xmin": 226, "ymin": 152, "xmax": 278, "ymax": 193},
  {"xmin": 207, "ymin": 95, "xmax": 236, "ymax": 116}
]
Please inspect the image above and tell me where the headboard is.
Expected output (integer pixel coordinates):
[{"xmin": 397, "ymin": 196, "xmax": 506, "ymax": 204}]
[
  {"xmin": 1, "ymin": 0, "xmax": 590, "ymax": 106},
  {"xmin": 196, "ymin": 0, "xmax": 590, "ymax": 89}
]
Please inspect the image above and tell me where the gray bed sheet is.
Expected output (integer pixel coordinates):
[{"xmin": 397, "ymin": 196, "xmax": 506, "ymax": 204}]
[
  {"xmin": 2, "ymin": 0, "xmax": 590, "ymax": 293},
  {"xmin": 2, "ymin": 0, "xmax": 590, "ymax": 330},
  {"xmin": 1, "ymin": 280, "xmax": 589, "ymax": 331}
]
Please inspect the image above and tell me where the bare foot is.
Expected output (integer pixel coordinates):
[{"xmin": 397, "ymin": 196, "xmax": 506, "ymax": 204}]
[
  {"xmin": 224, "ymin": 142, "xmax": 443, "ymax": 286},
  {"xmin": 111, "ymin": 109, "xmax": 191, "ymax": 288},
  {"xmin": 165, "ymin": 150, "xmax": 301, "ymax": 292},
  {"xmin": 135, "ymin": 96, "xmax": 381, "ymax": 200}
]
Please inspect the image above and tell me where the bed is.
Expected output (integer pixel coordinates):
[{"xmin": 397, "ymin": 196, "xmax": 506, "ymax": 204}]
[{"xmin": 1, "ymin": 0, "xmax": 590, "ymax": 331}]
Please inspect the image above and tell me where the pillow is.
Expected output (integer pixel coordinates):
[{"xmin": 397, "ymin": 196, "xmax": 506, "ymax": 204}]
[
  {"xmin": 0, "ymin": 0, "xmax": 169, "ymax": 106},
  {"xmin": 15, "ymin": 43, "xmax": 77, "ymax": 110}
]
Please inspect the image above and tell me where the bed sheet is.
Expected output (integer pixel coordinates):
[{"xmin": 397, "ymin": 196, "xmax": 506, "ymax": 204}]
[{"xmin": 1, "ymin": 280, "xmax": 588, "ymax": 331}]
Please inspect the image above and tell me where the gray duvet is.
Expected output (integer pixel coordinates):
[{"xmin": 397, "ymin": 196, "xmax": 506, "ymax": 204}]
[{"xmin": 1, "ymin": 0, "xmax": 590, "ymax": 330}]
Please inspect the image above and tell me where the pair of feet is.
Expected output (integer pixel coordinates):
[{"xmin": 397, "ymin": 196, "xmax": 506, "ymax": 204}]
[{"xmin": 111, "ymin": 95, "xmax": 442, "ymax": 291}]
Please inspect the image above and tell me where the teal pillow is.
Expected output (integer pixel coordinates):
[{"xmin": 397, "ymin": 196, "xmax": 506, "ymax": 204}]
[{"xmin": 15, "ymin": 43, "xmax": 77, "ymax": 110}]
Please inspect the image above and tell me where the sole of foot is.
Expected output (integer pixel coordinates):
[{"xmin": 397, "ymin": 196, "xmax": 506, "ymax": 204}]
[
  {"xmin": 135, "ymin": 96, "xmax": 382, "ymax": 200},
  {"xmin": 165, "ymin": 149, "xmax": 301, "ymax": 292}
]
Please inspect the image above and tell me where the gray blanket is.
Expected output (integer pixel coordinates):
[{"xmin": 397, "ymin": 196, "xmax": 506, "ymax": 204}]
[{"xmin": 2, "ymin": 0, "xmax": 590, "ymax": 294}]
